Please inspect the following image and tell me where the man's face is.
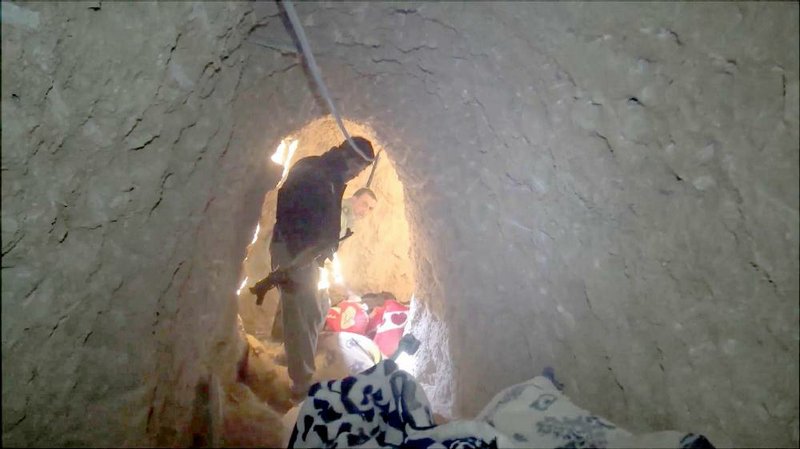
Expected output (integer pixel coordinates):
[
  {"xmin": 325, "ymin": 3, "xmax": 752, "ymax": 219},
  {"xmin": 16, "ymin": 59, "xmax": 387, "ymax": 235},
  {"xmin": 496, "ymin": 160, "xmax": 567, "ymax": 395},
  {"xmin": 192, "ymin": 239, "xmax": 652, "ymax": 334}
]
[
  {"xmin": 352, "ymin": 193, "xmax": 377, "ymax": 219},
  {"xmin": 344, "ymin": 158, "xmax": 369, "ymax": 181}
]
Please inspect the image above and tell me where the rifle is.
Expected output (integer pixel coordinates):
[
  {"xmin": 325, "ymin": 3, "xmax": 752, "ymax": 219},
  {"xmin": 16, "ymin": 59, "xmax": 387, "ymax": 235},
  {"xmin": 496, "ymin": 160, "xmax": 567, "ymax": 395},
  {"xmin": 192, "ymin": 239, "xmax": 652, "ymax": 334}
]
[{"xmin": 250, "ymin": 229, "xmax": 354, "ymax": 305}]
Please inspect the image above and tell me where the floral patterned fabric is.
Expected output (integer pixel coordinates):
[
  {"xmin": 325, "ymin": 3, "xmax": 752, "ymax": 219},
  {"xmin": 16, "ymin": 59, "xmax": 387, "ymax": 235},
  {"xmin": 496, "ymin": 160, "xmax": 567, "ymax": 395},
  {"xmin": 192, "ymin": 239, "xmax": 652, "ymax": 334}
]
[
  {"xmin": 476, "ymin": 376, "xmax": 714, "ymax": 449},
  {"xmin": 288, "ymin": 360, "xmax": 509, "ymax": 449},
  {"xmin": 288, "ymin": 361, "xmax": 714, "ymax": 449}
]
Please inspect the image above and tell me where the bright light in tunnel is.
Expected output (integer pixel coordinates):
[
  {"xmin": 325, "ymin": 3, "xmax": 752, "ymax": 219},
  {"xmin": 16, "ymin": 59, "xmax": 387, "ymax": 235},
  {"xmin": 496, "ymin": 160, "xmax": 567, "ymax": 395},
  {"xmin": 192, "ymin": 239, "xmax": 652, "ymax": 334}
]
[
  {"xmin": 283, "ymin": 139, "xmax": 299, "ymax": 177},
  {"xmin": 331, "ymin": 252, "xmax": 344, "ymax": 285},
  {"xmin": 317, "ymin": 267, "xmax": 330, "ymax": 290},
  {"xmin": 271, "ymin": 138, "xmax": 300, "ymax": 189},
  {"xmin": 236, "ymin": 277, "xmax": 248, "ymax": 296},
  {"xmin": 270, "ymin": 140, "xmax": 287, "ymax": 165},
  {"xmin": 316, "ymin": 252, "xmax": 344, "ymax": 290},
  {"xmin": 395, "ymin": 352, "xmax": 416, "ymax": 376},
  {"xmin": 250, "ymin": 223, "xmax": 260, "ymax": 245}
]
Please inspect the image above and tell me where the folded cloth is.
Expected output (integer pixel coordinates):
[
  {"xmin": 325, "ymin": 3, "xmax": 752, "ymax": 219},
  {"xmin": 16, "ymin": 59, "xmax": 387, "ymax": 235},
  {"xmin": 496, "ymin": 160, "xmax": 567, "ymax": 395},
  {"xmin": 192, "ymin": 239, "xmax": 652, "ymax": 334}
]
[
  {"xmin": 325, "ymin": 301, "xmax": 369, "ymax": 334},
  {"xmin": 404, "ymin": 420, "xmax": 513, "ymax": 448},
  {"xmin": 315, "ymin": 331, "xmax": 382, "ymax": 378},
  {"xmin": 476, "ymin": 375, "xmax": 715, "ymax": 449},
  {"xmin": 288, "ymin": 360, "xmax": 509, "ymax": 449},
  {"xmin": 371, "ymin": 300, "xmax": 410, "ymax": 357},
  {"xmin": 289, "ymin": 360, "xmax": 714, "ymax": 449},
  {"xmin": 289, "ymin": 359, "xmax": 435, "ymax": 448}
]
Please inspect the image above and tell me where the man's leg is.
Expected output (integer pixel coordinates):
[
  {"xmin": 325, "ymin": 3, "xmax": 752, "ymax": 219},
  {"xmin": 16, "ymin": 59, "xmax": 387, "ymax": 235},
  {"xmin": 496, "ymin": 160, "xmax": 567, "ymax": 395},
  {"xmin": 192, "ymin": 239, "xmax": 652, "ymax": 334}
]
[
  {"xmin": 270, "ymin": 239, "xmax": 323, "ymax": 397},
  {"xmin": 281, "ymin": 265, "xmax": 323, "ymax": 398}
]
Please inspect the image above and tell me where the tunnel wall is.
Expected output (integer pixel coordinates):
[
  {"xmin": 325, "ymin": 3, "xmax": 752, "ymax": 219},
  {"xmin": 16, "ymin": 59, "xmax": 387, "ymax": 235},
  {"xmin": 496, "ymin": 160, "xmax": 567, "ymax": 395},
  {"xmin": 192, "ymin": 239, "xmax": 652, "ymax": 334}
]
[
  {"xmin": 2, "ymin": 2, "xmax": 266, "ymax": 446},
  {"xmin": 2, "ymin": 1, "xmax": 798, "ymax": 448}
]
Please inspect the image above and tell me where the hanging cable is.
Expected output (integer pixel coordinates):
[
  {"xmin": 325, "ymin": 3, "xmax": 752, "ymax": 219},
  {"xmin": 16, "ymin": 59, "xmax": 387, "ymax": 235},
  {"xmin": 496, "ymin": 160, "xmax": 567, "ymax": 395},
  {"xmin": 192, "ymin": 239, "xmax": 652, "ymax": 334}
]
[
  {"xmin": 281, "ymin": 0, "xmax": 374, "ymax": 163},
  {"xmin": 366, "ymin": 150, "xmax": 382, "ymax": 188}
]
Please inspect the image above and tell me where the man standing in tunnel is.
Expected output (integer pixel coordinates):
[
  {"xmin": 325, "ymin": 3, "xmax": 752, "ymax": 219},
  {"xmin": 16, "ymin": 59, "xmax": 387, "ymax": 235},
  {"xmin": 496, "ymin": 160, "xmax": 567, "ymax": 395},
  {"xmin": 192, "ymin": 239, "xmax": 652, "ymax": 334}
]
[
  {"xmin": 271, "ymin": 186, "xmax": 378, "ymax": 340},
  {"xmin": 270, "ymin": 136, "xmax": 375, "ymax": 400}
]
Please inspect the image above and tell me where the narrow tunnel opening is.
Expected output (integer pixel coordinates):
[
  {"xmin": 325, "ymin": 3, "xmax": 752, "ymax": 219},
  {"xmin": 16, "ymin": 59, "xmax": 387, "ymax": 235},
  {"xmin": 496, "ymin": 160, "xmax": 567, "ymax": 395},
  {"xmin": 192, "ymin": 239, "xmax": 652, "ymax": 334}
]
[{"xmin": 232, "ymin": 116, "xmax": 427, "ymax": 402}]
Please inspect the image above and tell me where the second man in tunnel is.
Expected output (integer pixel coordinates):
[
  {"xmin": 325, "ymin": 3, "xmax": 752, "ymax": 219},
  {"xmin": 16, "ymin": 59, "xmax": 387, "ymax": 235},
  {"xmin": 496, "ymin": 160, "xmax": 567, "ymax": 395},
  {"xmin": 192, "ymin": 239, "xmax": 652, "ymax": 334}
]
[{"xmin": 270, "ymin": 136, "xmax": 375, "ymax": 400}]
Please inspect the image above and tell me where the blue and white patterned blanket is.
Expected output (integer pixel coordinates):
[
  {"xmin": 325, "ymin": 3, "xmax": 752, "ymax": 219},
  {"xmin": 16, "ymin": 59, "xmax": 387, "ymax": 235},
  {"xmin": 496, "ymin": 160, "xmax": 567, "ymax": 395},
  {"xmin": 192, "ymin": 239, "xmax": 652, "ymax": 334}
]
[
  {"xmin": 475, "ymin": 375, "xmax": 713, "ymax": 449},
  {"xmin": 288, "ymin": 360, "xmax": 714, "ymax": 449}
]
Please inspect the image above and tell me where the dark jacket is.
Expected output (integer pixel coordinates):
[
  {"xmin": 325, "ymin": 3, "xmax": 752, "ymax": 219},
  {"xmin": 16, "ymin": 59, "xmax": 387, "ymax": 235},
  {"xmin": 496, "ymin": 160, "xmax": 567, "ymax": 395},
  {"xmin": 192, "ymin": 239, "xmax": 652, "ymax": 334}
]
[{"xmin": 273, "ymin": 150, "xmax": 349, "ymax": 257}]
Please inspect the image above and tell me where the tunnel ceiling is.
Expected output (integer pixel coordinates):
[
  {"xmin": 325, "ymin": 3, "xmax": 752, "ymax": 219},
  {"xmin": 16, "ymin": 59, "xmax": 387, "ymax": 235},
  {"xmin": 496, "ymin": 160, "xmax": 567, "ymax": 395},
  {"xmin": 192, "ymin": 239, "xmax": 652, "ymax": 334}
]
[{"xmin": 2, "ymin": 2, "xmax": 798, "ymax": 447}]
